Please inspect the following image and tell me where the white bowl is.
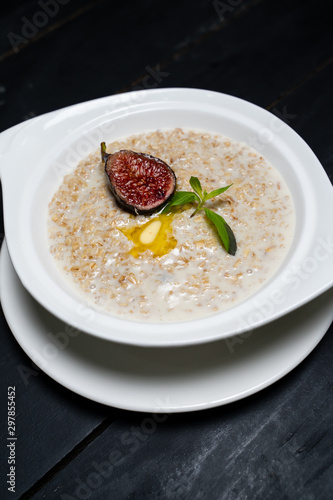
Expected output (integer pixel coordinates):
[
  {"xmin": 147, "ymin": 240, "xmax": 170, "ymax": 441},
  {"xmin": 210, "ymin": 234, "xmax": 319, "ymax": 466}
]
[{"xmin": 0, "ymin": 88, "xmax": 332, "ymax": 347}]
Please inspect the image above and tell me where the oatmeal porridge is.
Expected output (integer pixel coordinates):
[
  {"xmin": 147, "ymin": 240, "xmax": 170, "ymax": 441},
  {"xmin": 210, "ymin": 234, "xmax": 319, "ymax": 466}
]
[{"xmin": 48, "ymin": 128, "xmax": 295, "ymax": 322}]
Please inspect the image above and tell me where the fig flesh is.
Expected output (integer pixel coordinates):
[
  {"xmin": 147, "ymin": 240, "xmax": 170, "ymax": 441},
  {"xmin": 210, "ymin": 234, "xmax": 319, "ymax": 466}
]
[{"xmin": 101, "ymin": 143, "xmax": 176, "ymax": 215}]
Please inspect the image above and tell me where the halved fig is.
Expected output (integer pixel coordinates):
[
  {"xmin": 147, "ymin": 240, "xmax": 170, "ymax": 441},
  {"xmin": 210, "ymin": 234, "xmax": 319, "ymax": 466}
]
[{"xmin": 101, "ymin": 142, "xmax": 176, "ymax": 215}]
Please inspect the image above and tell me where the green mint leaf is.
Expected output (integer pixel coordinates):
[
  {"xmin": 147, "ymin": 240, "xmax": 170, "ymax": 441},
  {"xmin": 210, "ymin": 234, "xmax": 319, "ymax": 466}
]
[
  {"xmin": 161, "ymin": 175, "xmax": 237, "ymax": 256},
  {"xmin": 189, "ymin": 176, "xmax": 203, "ymax": 199},
  {"xmin": 204, "ymin": 184, "xmax": 233, "ymax": 201},
  {"xmin": 162, "ymin": 191, "xmax": 199, "ymax": 213},
  {"xmin": 204, "ymin": 208, "xmax": 237, "ymax": 255}
]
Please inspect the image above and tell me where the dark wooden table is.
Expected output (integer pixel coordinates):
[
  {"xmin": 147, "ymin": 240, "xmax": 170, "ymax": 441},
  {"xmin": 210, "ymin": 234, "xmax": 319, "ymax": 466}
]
[{"xmin": 1, "ymin": 1, "xmax": 333, "ymax": 498}]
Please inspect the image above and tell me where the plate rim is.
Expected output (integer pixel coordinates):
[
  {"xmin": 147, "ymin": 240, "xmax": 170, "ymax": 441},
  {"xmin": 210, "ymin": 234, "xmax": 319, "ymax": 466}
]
[{"xmin": 1, "ymin": 238, "xmax": 332, "ymax": 413}]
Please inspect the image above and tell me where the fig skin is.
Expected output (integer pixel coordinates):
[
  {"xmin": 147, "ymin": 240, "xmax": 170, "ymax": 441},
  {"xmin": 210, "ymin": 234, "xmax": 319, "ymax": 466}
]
[{"xmin": 101, "ymin": 143, "xmax": 176, "ymax": 215}]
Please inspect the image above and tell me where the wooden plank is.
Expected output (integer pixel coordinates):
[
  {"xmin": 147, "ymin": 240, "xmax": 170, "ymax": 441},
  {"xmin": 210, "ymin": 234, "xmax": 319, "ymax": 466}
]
[
  {"xmin": 1, "ymin": 0, "xmax": 331, "ymax": 132},
  {"xmin": 27, "ymin": 325, "xmax": 333, "ymax": 499},
  {"xmin": 151, "ymin": 0, "xmax": 333, "ymax": 110},
  {"xmin": 0, "ymin": 0, "xmax": 95, "ymax": 58},
  {"xmin": 0, "ymin": 0, "xmax": 254, "ymax": 132},
  {"xmin": 269, "ymin": 59, "xmax": 333, "ymax": 181}
]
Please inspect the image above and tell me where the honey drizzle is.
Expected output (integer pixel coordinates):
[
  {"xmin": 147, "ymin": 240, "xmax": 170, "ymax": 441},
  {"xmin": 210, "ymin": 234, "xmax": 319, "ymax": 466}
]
[{"xmin": 119, "ymin": 213, "xmax": 177, "ymax": 258}]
